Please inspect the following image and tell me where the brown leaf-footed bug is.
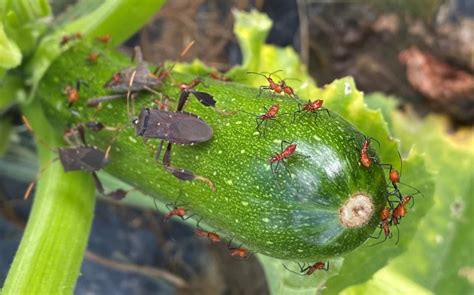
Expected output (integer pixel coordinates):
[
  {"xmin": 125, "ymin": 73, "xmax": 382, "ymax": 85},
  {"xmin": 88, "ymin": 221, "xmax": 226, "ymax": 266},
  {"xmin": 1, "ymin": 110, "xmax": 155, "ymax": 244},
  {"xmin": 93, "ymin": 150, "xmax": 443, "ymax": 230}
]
[
  {"xmin": 131, "ymin": 88, "xmax": 216, "ymax": 191},
  {"xmin": 22, "ymin": 117, "xmax": 129, "ymax": 200},
  {"xmin": 86, "ymin": 46, "xmax": 163, "ymax": 108},
  {"xmin": 87, "ymin": 41, "xmax": 196, "ymax": 108}
]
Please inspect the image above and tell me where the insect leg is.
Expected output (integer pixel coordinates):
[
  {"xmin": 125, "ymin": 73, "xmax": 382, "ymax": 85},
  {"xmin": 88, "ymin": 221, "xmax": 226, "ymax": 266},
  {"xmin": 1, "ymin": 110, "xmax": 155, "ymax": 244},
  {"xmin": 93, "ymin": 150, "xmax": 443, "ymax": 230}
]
[
  {"xmin": 176, "ymin": 90, "xmax": 191, "ymax": 112},
  {"xmin": 162, "ymin": 142, "xmax": 215, "ymax": 191},
  {"xmin": 282, "ymin": 263, "xmax": 306, "ymax": 276},
  {"xmin": 87, "ymin": 94, "xmax": 124, "ymax": 107},
  {"xmin": 92, "ymin": 172, "xmax": 104, "ymax": 194},
  {"xmin": 155, "ymin": 140, "xmax": 165, "ymax": 161}
]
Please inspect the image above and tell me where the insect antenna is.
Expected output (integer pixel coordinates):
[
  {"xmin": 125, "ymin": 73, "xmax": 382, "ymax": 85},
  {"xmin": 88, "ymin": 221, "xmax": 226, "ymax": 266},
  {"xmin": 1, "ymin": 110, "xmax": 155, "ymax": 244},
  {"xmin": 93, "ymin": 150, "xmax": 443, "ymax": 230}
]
[{"xmin": 282, "ymin": 263, "xmax": 306, "ymax": 276}]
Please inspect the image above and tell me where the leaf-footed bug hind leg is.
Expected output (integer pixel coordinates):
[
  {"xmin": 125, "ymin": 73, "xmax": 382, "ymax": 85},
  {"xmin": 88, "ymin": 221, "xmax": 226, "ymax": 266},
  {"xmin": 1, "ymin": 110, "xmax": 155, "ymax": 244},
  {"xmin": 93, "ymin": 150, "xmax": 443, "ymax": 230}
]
[{"xmin": 162, "ymin": 142, "xmax": 215, "ymax": 191}]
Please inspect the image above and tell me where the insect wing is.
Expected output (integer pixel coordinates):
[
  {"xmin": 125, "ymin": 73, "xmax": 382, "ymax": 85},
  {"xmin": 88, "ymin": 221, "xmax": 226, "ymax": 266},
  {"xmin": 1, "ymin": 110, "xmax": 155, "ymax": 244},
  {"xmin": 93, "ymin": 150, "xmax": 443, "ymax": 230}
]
[
  {"xmin": 141, "ymin": 110, "xmax": 212, "ymax": 144},
  {"xmin": 167, "ymin": 112, "xmax": 213, "ymax": 144},
  {"xmin": 58, "ymin": 147, "xmax": 109, "ymax": 172}
]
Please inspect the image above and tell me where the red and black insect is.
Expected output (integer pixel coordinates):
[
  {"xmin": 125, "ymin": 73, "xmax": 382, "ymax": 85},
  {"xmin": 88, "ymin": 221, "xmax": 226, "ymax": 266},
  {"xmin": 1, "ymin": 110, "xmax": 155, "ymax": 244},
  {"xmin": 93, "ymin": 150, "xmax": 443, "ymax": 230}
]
[
  {"xmin": 59, "ymin": 32, "xmax": 82, "ymax": 46},
  {"xmin": 270, "ymin": 141, "xmax": 301, "ymax": 174},
  {"xmin": 279, "ymin": 79, "xmax": 297, "ymax": 98},
  {"xmin": 60, "ymin": 35, "xmax": 71, "ymax": 46},
  {"xmin": 293, "ymin": 99, "xmax": 330, "ymax": 122},
  {"xmin": 247, "ymin": 70, "xmax": 284, "ymax": 97},
  {"xmin": 391, "ymin": 195, "xmax": 412, "ymax": 225},
  {"xmin": 227, "ymin": 239, "xmax": 252, "ymax": 259},
  {"xmin": 368, "ymin": 207, "xmax": 399, "ymax": 247},
  {"xmin": 359, "ymin": 136, "xmax": 381, "ymax": 168},
  {"xmin": 154, "ymin": 97, "xmax": 170, "ymax": 111},
  {"xmin": 195, "ymin": 218, "xmax": 221, "ymax": 243},
  {"xmin": 240, "ymin": 104, "xmax": 283, "ymax": 136},
  {"xmin": 163, "ymin": 204, "xmax": 193, "ymax": 221},
  {"xmin": 96, "ymin": 33, "xmax": 111, "ymax": 44},
  {"xmin": 383, "ymin": 152, "xmax": 422, "ymax": 203},
  {"xmin": 209, "ymin": 71, "xmax": 231, "ymax": 82},
  {"xmin": 229, "ymin": 247, "xmax": 250, "ymax": 259},
  {"xmin": 64, "ymin": 82, "xmax": 81, "ymax": 107},
  {"xmin": 87, "ymin": 51, "xmax": 100, "ymax": 63},
  {"xmin": 283, "ymin": 261, "xmax": 329, "ymax": 276}
]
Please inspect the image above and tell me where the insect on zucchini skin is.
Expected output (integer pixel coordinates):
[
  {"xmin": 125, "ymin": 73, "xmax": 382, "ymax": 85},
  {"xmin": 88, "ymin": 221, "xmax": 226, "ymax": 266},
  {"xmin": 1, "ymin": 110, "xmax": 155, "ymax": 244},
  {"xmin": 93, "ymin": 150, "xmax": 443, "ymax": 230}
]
[{"xmin": 40, "ymin": 45, "xmax": 388, "ymax": 260}]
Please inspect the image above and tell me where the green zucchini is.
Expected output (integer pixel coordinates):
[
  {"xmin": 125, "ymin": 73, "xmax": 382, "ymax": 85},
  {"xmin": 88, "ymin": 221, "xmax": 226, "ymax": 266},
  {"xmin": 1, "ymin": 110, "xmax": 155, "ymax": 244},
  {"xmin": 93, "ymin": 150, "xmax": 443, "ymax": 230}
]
[{"xmin": 38, "ymin": 44, "xmax": 387, "ymax": 260}]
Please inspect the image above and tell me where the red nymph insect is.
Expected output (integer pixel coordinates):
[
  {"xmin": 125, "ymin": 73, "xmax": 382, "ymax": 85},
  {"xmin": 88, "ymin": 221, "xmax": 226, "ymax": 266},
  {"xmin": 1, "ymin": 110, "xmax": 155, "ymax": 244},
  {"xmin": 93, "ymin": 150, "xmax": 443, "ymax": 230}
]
[
  {"xmin": 247, "ymin": 70, "xmax": 283, "ymax": 97},
  {"xmin": 391, "ymin": 195, "xmax": 412, "ymax": 225},
  {"xmin": 87, "ymin": 52, "xmax": 100, "ymax": 63},
  {"xmin": 359, "ymin": 136, "xmax": 380, "ymax": 168},
  {"xmin": 293, "ymin": 99, "xmax": 330, "ymax": 122},
  {"xmin": 283, "ymin": 261, "xmax": 329, "ymax": 276},
  {"xmin": 270, "ymin": 141, "xmax": 298, "ymax": 173},
  {"xmin": 368, "ymin": 207, "xmax": 399, "ymax": 247},
  {"xmin": 64, "ymin": 82, "xmax": 81, "ymax": 107},
  {"xmin": 97, "ymin": 34, "xmax": 112, "ymax": 44},
  {"xmin": 163, "ymin": 205, "xmax": 192, "ymax": 221}
]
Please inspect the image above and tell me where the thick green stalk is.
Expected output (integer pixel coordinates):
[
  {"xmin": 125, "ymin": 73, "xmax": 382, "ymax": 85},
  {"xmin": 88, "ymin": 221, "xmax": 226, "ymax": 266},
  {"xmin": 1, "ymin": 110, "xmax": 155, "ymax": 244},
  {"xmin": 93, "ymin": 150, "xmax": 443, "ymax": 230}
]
[{"xmin": 2, "ymin": 103, "xmax": 96, "ymax": 294}]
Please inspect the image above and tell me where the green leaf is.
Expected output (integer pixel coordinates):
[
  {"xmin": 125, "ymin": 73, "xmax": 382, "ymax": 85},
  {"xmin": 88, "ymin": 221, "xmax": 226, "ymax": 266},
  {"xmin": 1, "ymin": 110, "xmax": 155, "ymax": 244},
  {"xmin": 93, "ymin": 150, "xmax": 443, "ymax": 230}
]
[
  {"xmin": 231, "ymin": 9, "xmax": 272, "ymax": 71},
  {"xmin": 259, "ymin": 255, "xmax": 344, "ymax": 294},
  {"xmin": 389, "ymin": 113, "xmax": 473, "ymax": 293},
  {"xmin": 0, "ymin": 22, "xmax": 22, "ymax": 69},
  {"xmin": 1, "ymin": 0, "xmax": 51, "ymax": 56}
]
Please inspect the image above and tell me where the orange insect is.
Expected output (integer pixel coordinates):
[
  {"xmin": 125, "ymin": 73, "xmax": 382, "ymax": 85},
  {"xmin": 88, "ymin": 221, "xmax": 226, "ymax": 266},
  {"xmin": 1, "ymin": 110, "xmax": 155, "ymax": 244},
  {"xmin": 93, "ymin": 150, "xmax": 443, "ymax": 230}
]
[
  {"xmin": 359, "ymin": 137, "xmax": 380, "ymax": 168},
  {"xmin": 96, "ymin": 34, "xmax": 112, "ymax": 44},
  {"xmin": 179, "ymin": 78, "xmax": 203, "ymax": 92},
  {"xmin": 257, "ymin": 104, "xmax": 280, "ymax": 126},
  {"xmin": 60, "ymin": 35, "xmax": 71, "ymax": 46},
  {"xmin": 391, "ymin": 195, "xmax": 413, "ymax": 225},
  {"xmin": 87, "ymin": 52, "xmax": 100, "ymax": 62},
  {"xmin": 163, "ymin": 204, "xmax": 192, "ymax": 221},
  {"xmin": 368, "ymin": 207, "xmax": 399, "ymax": 247},
  {"xmin": 59, "ymin": 32, "xmax": 82, "ymax": 46},
  {"xmin": 226, "ymin": 238, "xmax": 253, "ymax": 259},
  {"xmin": 63, "ymin": 82, "xmax": 81, "ymax": 107},
  {"xmin": 279, "ymin": 79, "xmax": 296, "ymax": 97},
  {"xmin": 195, "ymin": 218, "xmax": 221, "ymax": 243},
  {"xmin": 293, "ymin": 99, "xmax": 330, "ymax": 122},
  {"xmin": 247, "ymin": 70, "xmax": 283, "ymax": 96},
  {"xmin": 229, "ymin": 247, "xmax": 249, "ymax": 258},
  {"xmin": 270, "ymin": 141, "xmax": 298, "ymax": 173},
  {"xmin": 283, "ymin": 261, "xmax": 329, "ymax": 276},
  {"xmin": 195, "ymin": 228, "xmax": 221, "ymax": 243},
  {"xmin": 209, "ymin": 71, "xmax": 231, "ymax": 82}
]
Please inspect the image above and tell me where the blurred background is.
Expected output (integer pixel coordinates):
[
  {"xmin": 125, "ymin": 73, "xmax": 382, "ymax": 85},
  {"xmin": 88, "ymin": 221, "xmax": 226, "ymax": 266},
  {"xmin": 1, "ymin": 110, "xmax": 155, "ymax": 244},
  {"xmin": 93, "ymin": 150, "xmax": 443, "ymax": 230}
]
[{"xmin": 1, "ymin": 0, "xmax": 472, "ymax": 294}]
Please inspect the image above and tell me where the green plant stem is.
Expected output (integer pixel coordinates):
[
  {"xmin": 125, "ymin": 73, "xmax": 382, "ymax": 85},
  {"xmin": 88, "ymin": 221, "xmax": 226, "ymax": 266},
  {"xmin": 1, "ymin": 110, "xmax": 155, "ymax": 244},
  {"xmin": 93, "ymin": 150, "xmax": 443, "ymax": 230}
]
[{"xmin": 1, "ymin": 102, "xmax": 96, "ymax": 294}]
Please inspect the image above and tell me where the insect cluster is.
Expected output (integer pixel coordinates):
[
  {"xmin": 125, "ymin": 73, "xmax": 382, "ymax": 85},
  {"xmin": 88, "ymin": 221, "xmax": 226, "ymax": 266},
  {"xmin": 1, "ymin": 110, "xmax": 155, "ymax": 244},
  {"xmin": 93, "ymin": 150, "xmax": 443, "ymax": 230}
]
[{"xmin": 29, "ymin": 34, "xmax": 422, "ymax": 278}]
